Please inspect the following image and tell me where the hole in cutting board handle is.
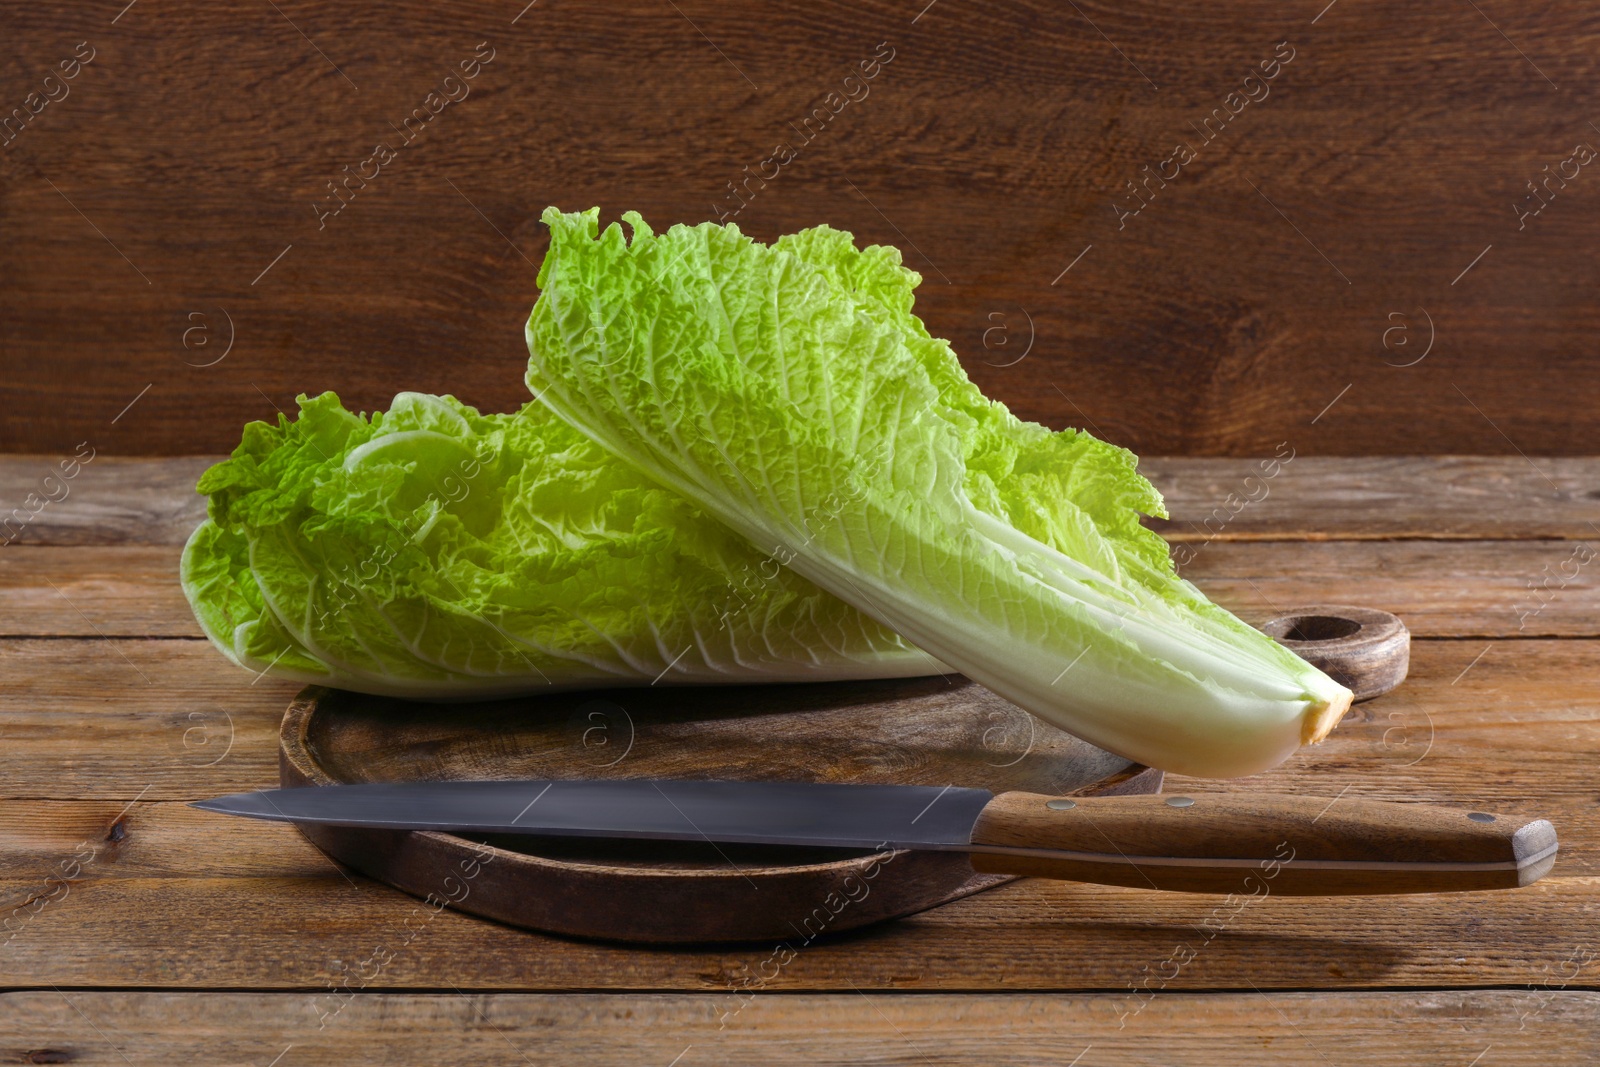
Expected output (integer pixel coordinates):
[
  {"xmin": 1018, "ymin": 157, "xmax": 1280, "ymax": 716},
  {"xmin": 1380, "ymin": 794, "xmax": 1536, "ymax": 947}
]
[
  {"xmin": 1275, "ymin": 614, "xmax": 1363, "ymax": 642},
  {"xmin": 1259, "ymin": 604, "xmax": 1409, "ymax": 703}
]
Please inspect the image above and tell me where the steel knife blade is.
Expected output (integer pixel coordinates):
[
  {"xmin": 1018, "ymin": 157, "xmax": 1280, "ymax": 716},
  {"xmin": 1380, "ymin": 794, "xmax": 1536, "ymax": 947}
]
[{"xmin": 192, "ymin": 778, "xmax": 990, "ymax": 852}]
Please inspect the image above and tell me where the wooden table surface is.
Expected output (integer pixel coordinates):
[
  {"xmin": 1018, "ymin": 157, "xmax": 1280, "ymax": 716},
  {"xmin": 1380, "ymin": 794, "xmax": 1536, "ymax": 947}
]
[{"xmin": 2, "ymin": 455, "xmax": 1597, "ymax": 1064}]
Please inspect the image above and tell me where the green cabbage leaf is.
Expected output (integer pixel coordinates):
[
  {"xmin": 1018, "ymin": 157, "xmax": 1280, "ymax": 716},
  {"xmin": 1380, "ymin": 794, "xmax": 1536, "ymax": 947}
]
[
  {"xmin": 181, "ymin": 391, "xmax": 943, "ymax": 698},
  {"xmin": 524, "ymin": 208, "xmax": 1351, "ymax": 776}
]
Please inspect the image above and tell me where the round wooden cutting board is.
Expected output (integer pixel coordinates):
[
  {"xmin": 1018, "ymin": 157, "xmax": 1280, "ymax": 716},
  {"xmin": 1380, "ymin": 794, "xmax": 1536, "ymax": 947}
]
[{"xmin": 279, "ymin": 677, "xmax": 1162, "ymax": 943}]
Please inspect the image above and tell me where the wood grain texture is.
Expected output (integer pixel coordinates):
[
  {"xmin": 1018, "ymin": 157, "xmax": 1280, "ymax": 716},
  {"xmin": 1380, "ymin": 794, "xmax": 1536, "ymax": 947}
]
[
  {"xmin": 3, "ymin": 636, "xmax": 1597, "ymax": 804},
  {"xmin": 0, "ymin": 456, "xmax": 211, "ymax": 546},
  {"xmin": 2, "ymin": 4, "xmax": 1599, "ymax": 456},
  {"xmin": 3, "ymin": 637, "xmax": 1598, "ymax": 803},
  {"xmin": 3, "ymin": 990, "xmax": 1596, "ymax": 1065},
  {"xmin": 0, "ymin": 545, "xmax": 198, "ymax": 636},
  {"xmin": 1186, "ymin": 538, "xmax": 1600, "ymax": 638},
  {"xmin": 0, "ymin": 639, "xmax": 298, "ymax": 800},
  {"xmin": 1148, "ymin": 456, "xmax": 1600, "ymax": 542}
]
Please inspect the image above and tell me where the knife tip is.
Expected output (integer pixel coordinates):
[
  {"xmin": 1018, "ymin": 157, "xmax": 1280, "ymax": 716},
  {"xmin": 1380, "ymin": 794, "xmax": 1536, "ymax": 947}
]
[{"xmin": 190, "ymin": 791, "xmax": 280, "ymax": 819}]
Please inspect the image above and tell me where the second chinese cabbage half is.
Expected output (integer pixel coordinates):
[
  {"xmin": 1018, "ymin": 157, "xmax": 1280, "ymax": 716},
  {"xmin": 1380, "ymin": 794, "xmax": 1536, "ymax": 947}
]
[
  {"xmin": 525, "ymin": 208, "xmax": 1351, "ymax": 777},
  {"xmin": 182, "ymin": 391, "xmax": 942, "ymax": 699}
]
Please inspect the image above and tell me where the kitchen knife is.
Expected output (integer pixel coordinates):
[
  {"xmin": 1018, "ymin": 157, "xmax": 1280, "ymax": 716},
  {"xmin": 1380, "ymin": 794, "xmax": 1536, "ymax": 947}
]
[{"xmin": 193, "ymin": 779, "xmax": 1558, "ymax": 895}]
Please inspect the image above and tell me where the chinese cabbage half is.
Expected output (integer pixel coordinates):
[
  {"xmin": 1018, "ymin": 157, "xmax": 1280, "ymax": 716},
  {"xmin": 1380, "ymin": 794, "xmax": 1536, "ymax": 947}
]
[
  {"xmin": 525, "ymin": 208, "xmax": 1351, "ymax": 777},
  {"xmin": 181, "ymin": 391, "xmax": 942, "ymax": 698}
]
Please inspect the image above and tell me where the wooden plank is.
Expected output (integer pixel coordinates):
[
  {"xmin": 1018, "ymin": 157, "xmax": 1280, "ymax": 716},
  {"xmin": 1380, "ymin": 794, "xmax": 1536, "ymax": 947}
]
[
  {"xmin": 0, "ymin": 796, "xmax": 1591, "ymax": 992},
  {"xmin": 1183, "ymin": 539, "xmax": 1600, "ymax": 638},
  {"xmin": 2, "ymin": 858, "xmax": 1593, "ymax": 993},
  {"xmin": 7, "ymin": 456, "xmax": 1600, "ymax": 548},
  {"xmin": 0, "ymin": 456, "xmax": 212, "ymax": 546},
  {"xmin": 9, "ymin": 537, "xmax": 1600, "ymax": 638},
  {"xmin": 0, "ymin": 546, "xmax": 200, "ymax": 637},
  {"xmin": 1, "ymin": 637, "xmax": 1597, "ymax": 802},
  {"xmin": 1147, "ymin": 456, "xmax": 1600, "ymax": 542},
  {"xmin": 4, "ymin": 636, "xmax": 1597, "ymax": 801},
  {"xmin": 3, "ymin": 3, "xmax": 1600, "ymax": 457},
  {"xmin": 3, "ymin": 990, "xmax": 1595, "ymax": 1065},
  {"xmin": 0, "ymin": 641, "xmax": 295, "ymax": 800}
]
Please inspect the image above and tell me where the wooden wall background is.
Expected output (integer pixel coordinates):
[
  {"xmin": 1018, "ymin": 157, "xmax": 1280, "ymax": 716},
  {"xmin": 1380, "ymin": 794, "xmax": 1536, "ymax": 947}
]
[{"xmin": 1, "ymin": 0, "xmax": 1597, "ymax": 456}]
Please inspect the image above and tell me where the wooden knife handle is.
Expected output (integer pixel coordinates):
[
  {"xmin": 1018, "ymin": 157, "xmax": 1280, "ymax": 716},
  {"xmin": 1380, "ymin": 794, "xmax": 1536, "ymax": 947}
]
[{"xmin": 969, "ymin": 792, "xmax": 1558, "ymax": 895}]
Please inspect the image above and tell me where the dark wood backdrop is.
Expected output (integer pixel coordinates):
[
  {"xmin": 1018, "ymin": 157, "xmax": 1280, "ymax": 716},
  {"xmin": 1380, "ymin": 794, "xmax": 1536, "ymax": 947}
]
[{"xmin": 2, "ymin": 0, "xmax": 1596, "ymax": 456}]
